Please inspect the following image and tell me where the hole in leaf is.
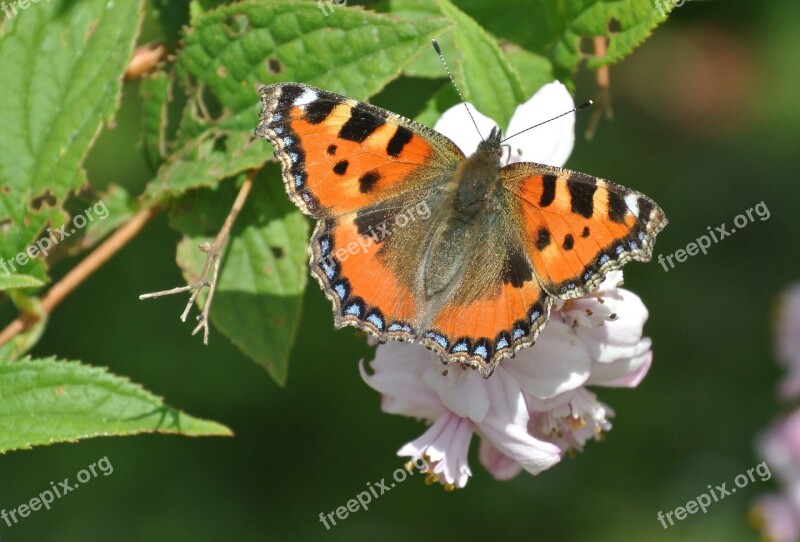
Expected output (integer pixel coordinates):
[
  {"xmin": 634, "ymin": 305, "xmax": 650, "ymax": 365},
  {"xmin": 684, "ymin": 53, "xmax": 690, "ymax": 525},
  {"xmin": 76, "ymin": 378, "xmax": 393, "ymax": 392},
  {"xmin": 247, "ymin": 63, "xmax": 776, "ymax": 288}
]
[
  {"xmin": 267, "ymin": 58, "xmax": 283, "ymax": 74},
  {"xmin": 608, "ymin": 18, "xmax": 622, "ymax": 33},
  {"xmin": 221, "ymin": 14, "xmax": 251, "ymax": 36},
  {"xmin": 213, "ymin": 134, "xmax": 229, "ymax": 153},
  {"xmin": 30, "ymin": 190, "xmax": 57, "ymax": 210},
  {"xmin": 270, "ymin": 246, "xmax": 284, "ymax": 259}
]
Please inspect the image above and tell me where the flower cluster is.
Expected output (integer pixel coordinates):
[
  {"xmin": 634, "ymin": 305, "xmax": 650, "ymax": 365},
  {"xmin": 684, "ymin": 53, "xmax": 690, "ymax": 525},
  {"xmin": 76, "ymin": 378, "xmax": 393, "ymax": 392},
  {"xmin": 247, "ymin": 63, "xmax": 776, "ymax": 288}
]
[
  {"xmin": 359, "ymin": 83, "xmax": 655, "ymax": 489},
  {"xmin": 752, "ymin": 284, "xmax": 800, "ymax": 541}
]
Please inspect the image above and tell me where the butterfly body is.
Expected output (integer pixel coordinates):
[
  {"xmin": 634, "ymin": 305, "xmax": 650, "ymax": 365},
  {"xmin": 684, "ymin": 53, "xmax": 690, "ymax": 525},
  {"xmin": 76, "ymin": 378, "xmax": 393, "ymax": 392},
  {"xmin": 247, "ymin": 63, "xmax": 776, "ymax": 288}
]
[{"xmin": 256, "ymin": 83, "xmax": 667, "ymax": 377}]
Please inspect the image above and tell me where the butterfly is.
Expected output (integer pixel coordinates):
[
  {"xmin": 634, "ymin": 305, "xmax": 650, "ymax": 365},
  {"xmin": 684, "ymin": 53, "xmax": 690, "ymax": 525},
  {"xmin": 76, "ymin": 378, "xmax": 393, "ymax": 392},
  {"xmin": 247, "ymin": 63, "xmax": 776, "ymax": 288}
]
[{"xmin": 255, "ymin": 82, "xmax": 667, "ymax": 377}]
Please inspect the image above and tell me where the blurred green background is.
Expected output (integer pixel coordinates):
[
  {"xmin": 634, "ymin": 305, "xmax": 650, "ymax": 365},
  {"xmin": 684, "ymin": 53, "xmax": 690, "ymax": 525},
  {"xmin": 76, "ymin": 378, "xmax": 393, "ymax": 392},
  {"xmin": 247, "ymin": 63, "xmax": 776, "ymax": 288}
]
[{"xmin": 3, "ymin": 0, "xmax": 800, "ymax": 540}]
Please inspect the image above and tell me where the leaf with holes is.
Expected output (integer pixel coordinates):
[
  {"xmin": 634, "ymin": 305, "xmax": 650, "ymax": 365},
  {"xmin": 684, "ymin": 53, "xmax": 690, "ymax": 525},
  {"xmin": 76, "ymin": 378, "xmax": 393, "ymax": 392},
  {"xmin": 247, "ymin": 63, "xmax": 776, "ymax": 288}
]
[{"xmin": 0, "ymin": 0, "xmax": 144, "ymax": 282}]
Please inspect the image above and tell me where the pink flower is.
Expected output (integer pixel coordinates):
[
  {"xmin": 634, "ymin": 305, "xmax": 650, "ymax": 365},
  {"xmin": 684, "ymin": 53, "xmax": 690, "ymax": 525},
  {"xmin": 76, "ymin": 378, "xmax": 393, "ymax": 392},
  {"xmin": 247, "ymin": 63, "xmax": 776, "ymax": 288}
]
[
  {"xmin": 776, "ymin": 284, "xmax": 800, "ymax": 400},
  {"xmin": 360, "ymin": 272, "xmax": 654, "ymax": 488}
]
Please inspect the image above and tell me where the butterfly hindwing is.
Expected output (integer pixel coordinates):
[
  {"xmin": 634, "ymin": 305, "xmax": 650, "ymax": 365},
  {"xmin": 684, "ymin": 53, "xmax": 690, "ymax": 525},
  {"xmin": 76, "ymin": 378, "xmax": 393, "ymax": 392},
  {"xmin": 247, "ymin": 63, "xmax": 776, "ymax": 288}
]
[{"xmin": 501, "ymin": 162, "xmax": 667, "ymax": 299}]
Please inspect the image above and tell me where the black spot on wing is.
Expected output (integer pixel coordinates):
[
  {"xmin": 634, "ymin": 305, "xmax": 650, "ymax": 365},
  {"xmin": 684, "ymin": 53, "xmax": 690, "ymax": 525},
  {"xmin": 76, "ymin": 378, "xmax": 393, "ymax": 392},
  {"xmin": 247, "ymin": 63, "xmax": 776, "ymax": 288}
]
[
  {"xmin": 608, "ymin": 190, "xmax": 628, "ymax": 223},
  {"xmin": 540, "ymin": 174, "xmax": 557, "ymax": 207},
  {"xmin": 386, "ymin": 126, "xmax": 413, "ymax": 157},
  {"xmin": 581, "ymin": 226, "xmax": 590, "ymax": 238},
  {"xmin": 359, "ymin": 171, "xmax": 380, "ymax": 193},
  {"xmin": 277, "ymin": 85, "xmax": 303, "ymax": 111},
  {"xmin": 327, "ymin": 144, "xmax": 337, "ymax": 155},
  {"xmin": 332, "ymin": 160, "xmax": 349, "ymax": 175},
  {"xmin": 567, "ymin": 174, "xmax": 597, "ymax": 218},
  {"xmin": 304, "ymin": 99, "xmax": 336, "ymax": 124},
  {"xmin": 638, "ymin": 197, "xmax": 655, "ymax": 221},
  {"xmin": 536, "ymin": 228, "xmax": 551, "ymax": 251},
  {"xmin": 339, "ymin": 104, "xmax": 385, "ymax": 142},
  {"xmin": 563, "ymin": 234, "xmax": 574, "ymax": 250},
  {"xmin": 501, "ymin": 244, "xmax": 533, "ymax": 287}
]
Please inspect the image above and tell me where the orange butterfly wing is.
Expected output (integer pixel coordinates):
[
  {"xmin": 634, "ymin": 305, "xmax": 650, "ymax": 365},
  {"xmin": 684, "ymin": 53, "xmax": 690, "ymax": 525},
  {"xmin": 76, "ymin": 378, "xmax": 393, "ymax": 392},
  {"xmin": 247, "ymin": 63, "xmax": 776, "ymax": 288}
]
[
  {"xmin": 256, "ymin": 83, "xmax": 462, "ymax": 217},
  {"xmin": 502, "ymin": 162, "xmax": 667, "ymax": 299}
]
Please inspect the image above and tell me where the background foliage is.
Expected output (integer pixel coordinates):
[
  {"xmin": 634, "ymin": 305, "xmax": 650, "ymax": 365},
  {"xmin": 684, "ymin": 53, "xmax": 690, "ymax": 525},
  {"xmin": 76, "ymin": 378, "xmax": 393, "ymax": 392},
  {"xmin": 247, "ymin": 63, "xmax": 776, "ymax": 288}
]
[{"xmin": 0, "ymin": 0, "xmax": 797, "ymax": 540}]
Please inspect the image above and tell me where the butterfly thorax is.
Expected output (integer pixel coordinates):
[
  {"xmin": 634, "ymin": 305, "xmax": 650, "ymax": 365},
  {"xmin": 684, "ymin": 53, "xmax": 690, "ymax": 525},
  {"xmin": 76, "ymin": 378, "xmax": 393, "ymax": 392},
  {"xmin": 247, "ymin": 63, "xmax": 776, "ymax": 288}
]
[{"xmin": 421, "ymin": 128, "xmax": 504, "ymax": 300}]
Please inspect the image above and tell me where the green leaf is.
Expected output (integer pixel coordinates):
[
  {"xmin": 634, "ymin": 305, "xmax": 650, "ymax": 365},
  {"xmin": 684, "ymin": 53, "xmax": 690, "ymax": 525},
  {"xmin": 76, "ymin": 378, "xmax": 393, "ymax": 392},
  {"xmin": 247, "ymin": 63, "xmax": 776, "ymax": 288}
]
[
  {"xmin": 170, "ymin": 169, "xmax": 308, "ymax": 385},
  {"xmin": 140, "ymin": 69, "xmax": 174, "ymax": 171},
  {"xmin": 178, "ymin": 0, "xmax": 452, "ymax": 108},
  {"xmin": 0, "ymin": 0, "xmax": 144, "ymax": 280},
  {"xmin": 435, "ymin": 0, "xmax": 526, "ymax": 128},
  {"xmin": 143, "ymin": 129, "xmax": 268, "ymax": 201},
  {"xmin": 0, "ymin": 357, "xmax": 231, "ymax": 453},
  {"xmin": 452, "ymin": 0, "xmax": 668, "ymax": 83},
  {"xmin": 0, "ymin": 274, "xmax": 44, "ymax": 291}
]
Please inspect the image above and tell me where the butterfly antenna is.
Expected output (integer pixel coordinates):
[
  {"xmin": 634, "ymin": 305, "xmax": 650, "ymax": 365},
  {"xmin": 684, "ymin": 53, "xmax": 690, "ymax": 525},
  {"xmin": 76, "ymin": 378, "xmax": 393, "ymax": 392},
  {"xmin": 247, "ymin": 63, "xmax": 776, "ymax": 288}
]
[
  {"xmin": 501, "ymin": 100, "xmax": 593, "ymax": 143},
  {"xmin": 432, "ymin": 39, "xmax": 484, "ymax": 141}
]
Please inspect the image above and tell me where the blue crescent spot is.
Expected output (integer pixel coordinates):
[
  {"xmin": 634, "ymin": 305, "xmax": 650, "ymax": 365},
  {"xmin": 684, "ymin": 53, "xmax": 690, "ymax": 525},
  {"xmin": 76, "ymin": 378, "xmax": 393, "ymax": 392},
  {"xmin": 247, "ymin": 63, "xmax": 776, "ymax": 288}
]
[
  {"xmin": 366, "ymin": 313, "xmax": 384, "ymax": 330},
  {"xmin": 628, "ymin": 240, "xmax": 638, "ymax": 250},
  {"xmin": 302, "ymin": 193, "xmax": 311, "ymax": 201},
  {"xmin": 320, "ymin": 238, "xmax": 331, "ymax": 254},
  {"xmin": 425, "ymin": 332, "xmax": 448, "ymax": 349},
  {"xmin": 322, "ymin": 263, "xmax": 335, "ymax": 279},
  {"xmin": 615, "ymin": 245, "xmax": 625, "ymax": 255},
  {"xmin": 473, "ymin": 344, "xmax": 488, "ymax": 359},
  {"xmin": 530, "ymin": 310, "xmax": 540, "ymax": 322},
  {"xmin": 294, "ymin": 174, "xmax": 305, "ymax": 188},
  {"xmin": 272, "ymin": 113, "xmax": 283, "ymax": 122},
  {"xmin": 638, "ymin": 231, "xmax": 646, "ymax": 241},
  {"xmin": 288, "ymin": 152, "xmax": 299, "ymax": 163},
  {"xmin": 388, "ymin": 323, "xmax": 402, "ymax": 332},
  {"xmin": 273, "ymin": 126, "xmax": 284, "ymax": 135},
  {"xmin": 496, "ymin": 337, "xmax": 509, "ymax": 350},
  {"xmin": 283, "ymin": 136, "xmax": 294, "ymax": 146},
  {"xmin": 344, "ymin": 303, "xmax": 362, "ymax": 317},
  {"xmin": 599, "ymin": 254, "xmax": 610, "ymax": 265},
  {"xmin": 452, "ymin": 342, "xmax": 469, "ymax": 353},
  {"xmin": 583, "ymin": 270, "xmax": 593, "ymax": 281},
  {"xmin": 334, "ymin": 283, "xmax": 347, "ymax": 300},
  {"xmin": 513, "ymin": 328, "xmax": 525, "ymax": 339}
]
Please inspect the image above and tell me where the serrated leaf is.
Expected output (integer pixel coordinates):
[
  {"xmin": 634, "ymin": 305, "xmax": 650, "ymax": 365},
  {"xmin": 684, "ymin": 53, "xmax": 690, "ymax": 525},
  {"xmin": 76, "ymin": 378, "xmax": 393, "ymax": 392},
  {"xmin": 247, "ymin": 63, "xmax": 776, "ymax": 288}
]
[
  {"xmin": 144, "ymin": 129, "xmax": 268, "ymax": 201},
  {"xmin": 453, "ymin": 0, "xmax": 668, "ymax": 83},
  {"xmin": 178, "ymin": 0, "xmax": 451, "ymax": 108},
  {"xmin": 435, "ymin": 0, "xmax": 526, "ymax": 129},
  {"xmin": 170, "ymin": 169, "xmax": 308, "ymax": 385},
  {"xmin": 0, "ymin": 0, "xmax": 144, "ymax": 280},
  {"xmin": 0, "ymin": 357, "xmax": 231, "ymax": 453},
  {"xmin": 0, "ymin": 274, "xmax": 44, "ymax": 291}
]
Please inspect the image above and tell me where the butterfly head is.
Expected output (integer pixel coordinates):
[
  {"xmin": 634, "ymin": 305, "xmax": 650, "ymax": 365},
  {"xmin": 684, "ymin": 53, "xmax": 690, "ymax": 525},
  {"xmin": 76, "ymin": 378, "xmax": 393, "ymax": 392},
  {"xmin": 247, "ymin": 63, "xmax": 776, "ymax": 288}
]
[{"xmin": 476, "ymin": 126, "xmax": 503, "ymax": 161}]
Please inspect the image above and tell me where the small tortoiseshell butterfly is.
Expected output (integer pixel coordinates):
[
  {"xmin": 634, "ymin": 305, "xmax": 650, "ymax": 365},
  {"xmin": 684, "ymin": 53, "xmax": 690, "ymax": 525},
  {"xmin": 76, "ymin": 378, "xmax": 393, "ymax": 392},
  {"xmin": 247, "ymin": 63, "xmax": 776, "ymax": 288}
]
[{"xmin": 255, "ymin": 82, "xmax": 667, "ymax": 377}]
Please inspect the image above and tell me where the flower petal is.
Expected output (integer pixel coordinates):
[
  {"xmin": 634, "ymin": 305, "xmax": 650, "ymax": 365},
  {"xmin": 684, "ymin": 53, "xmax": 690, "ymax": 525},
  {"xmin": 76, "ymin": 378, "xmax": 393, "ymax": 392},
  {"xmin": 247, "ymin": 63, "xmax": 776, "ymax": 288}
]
[
  {"xmin": 502, "ymin": 319, "xmax": 592, "ymax": 399},
  {"xmin": 587, "ymin": 350, "xmax": 653, "ymax": 388},
  {"xmin": 479, "ymin": 439, "xmax": 524, "ymax": 481},
  {"xmin": 398, "ymin": 411, "xmax": 474, "ymax": 488},
  {"xmin": 433, "ymin": 102, "xmax": 497, "ymax": 157},
  {"xmin": 360, "ymin": 343, "xmax": 444, "ymax": 419},
  {"xmin": 505, "ymin": 81, "xmax": 575, "ymax": 167},
  {"xmin": 477, "ymin": 416, "xmax": 562, "ymax": 475}
]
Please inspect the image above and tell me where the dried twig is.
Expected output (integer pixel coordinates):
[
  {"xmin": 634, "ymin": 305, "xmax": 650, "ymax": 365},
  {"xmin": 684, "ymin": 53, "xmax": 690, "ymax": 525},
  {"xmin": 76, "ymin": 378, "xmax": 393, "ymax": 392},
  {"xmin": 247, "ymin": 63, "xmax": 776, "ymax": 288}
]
[{"xmin": 139, "ymin": 172, "xmax": 254, "ymax": 344}]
